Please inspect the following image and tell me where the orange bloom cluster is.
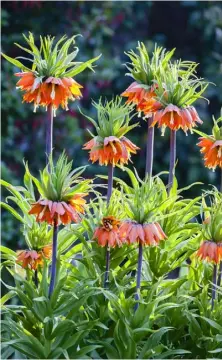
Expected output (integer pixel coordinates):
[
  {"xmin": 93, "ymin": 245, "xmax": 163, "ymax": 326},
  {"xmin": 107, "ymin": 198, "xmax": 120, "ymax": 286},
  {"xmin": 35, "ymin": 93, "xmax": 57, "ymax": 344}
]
[
  {"xmin": 83, "ymin": 135, "xmax": 139, "ymax": 166},
  {"xmin": 29, "ymin": 194, "xmax": 87, "ymax": 226},
  {"xmin": 151, "ymin": 104, "xmax": 202, "ymax": 132},
  {"xmin": 121, "ymin": 82, "xmax": 161, "ymax": 117},
  {"xmin": 197, "ymin": 241, "xmax": 222, "ymax": 264},
  {"xmin": 197, "ymin": 137, "xmax": 222, "ymax": 170},
  {"xmin": 15, "ymin": 72, "xmax": 83, "ymax": 111},
  {"xmin": 119, "ymin": 221, "xmax": 166, "ymax": 245},
  {"xmin": 93, "ymin": 216, "xmax": 123, "ymax": 247},
  {"xmin": 16, "ymin": 245, "xmax": 52, "ymax": 270}
]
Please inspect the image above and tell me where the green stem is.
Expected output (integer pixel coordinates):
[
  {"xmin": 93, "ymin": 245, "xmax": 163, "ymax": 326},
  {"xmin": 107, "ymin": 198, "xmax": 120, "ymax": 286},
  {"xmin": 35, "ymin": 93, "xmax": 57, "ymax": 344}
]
[
  {"xmin": 134, "ymin": 243, "xmax": 143, "ymax": 311},
  {"xmin": 211, "ymin": 264, "xmax": 217, "ymax": 310},
  {"xmin": 48, "ymin": 221, "xmax": 58, "ymax": 297},
  {"xmin": 168, "ymin": 130, "xmax": 176, "ymax": 194}
]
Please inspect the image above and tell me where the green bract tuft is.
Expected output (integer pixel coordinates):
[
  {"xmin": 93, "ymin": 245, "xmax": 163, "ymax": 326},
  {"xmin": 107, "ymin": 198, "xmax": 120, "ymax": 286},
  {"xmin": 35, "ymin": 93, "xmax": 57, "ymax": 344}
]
[
  {"xmin": 2, "ymin": 32, "xmax": 101, "ymax": 79},
  {"xmin": 81, "ymin": 96, "xmax": 138, "ymax": 139},
  {"xmin": 155, "ymin": 61, "xmax": 209, "ymax": 108},
  {"xmin": 25, "ymin": 151, "xmax": 92, "ymax": 202},
  {"xmin": 201, "ymin": 188, "xmax": 222, "ymax": 243},
  {"xmin": 124, "ymin": 42, "xmax": 175, "ymax": 87}
]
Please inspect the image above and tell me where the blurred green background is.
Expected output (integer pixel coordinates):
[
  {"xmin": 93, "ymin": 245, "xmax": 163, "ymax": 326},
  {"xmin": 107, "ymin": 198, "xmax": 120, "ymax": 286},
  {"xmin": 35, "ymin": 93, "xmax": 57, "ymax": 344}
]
[{"xmin": 1, "ymin": 1, "xmax": 222, "ymax": 248}]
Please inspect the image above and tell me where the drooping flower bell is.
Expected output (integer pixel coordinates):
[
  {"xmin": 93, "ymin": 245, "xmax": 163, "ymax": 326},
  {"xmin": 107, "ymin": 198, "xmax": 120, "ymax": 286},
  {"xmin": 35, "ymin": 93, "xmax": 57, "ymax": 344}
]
[
  {"xmin": 151, "ymin": 62, "xmax": 208, "ymax": 134},
  {"xmin": 82, "ymin": 97, "xmax": 139, "ymax": 166},
  {"xmin": 2, "ymin": 33, "xmax": 100, "ymax": 114},
  {"xmin": 85, "ymin": 190, "xmax": 126, "ymax": 248},
  {"xmin": 197, "ymin": 190, "xmax": 222, "ymax": 264},
  {"xmin": 197, "ymin": 115, "xmax": 222, "ymax": 170},
  {"xmin": 28, "ymin": 152, "xmax": 91, "ymax": 226},
  {"xmin": 197, "ymin": 241, "xmax": 221, "ymax": 264},
  {"xmin": 119, "ymin": 220, "xmax": 166, "ymax": 245},
  {"xmin": 93, "ymin": 216, "xmax": 124, "ymax": 248},
  {"xmin": 16, "ymin": 245, "xmax": 52, "ymax": 270},
  {"xmin": 116, "ymin": 168, "xmax": 168, "ymax": 246},
  {"xmin": 121, "ymin": 43, "xmax": 175, "ymax": 118}
]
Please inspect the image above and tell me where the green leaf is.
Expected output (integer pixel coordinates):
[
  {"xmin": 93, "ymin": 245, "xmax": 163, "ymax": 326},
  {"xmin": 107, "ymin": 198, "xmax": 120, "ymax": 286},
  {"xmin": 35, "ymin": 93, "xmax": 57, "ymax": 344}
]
[
  {"xmin": 157, "ymin": 349, "xmax": 191, "ymax": 358},
  {"xmin": 74, "ymin": 345, "xmax": 102, "ymax": 358},
  {"xmin": 1, "ymin": 291, "xmax": 16, "ymax": 306},
  {"xmin": 64, "ymin": 54, "xmax": 101, "ymax": 77},
  {"xmin": 1, "ymin": 52, "xmax": 30, "ymax": 71},
  {"xmin": 0, "ymin": 202, "xmax": 24, "ymax": 223}
]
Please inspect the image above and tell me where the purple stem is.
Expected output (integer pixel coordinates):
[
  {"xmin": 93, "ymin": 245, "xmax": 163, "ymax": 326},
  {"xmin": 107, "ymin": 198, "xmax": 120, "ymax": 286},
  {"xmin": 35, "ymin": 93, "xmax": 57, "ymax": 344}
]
[
  {"xmin": 104, "ymin": 164, "xmax": 114, "ymax": 289},
  {"xmin": 145, "ymin": 117, "xmax": 154, "ymax": 177},
  {"xmin": 168, "ymin": 130, "xmax": 177, "ymax": 194},
  {"xmin": 46, "ymin": 105, "xmax": 54, "ymax": 172},
  {"xmin": 48, "ymin": 222, "xmax": 58, "ymax": 297},
  {"xmin": 211, "ymin": 264, "xmax": 217, "ymax": 310},
  {"xmin": 217, "ymin": 261, "xmax": 222, "ymax": 288},
  {"xmin": 220, "ymin": 168, "xmax": 222, "ymax": 193},
  {"xmin": 134, "ymin": 243, "xmax": 143, "ymax": 311},
  {"xmin": 34, "ymin": 270, "xmax": 38, "ymax": 287}
]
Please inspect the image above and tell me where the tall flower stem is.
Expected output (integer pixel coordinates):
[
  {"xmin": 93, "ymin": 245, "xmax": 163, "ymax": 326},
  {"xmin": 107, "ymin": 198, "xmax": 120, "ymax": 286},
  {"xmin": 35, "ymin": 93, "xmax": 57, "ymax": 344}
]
[
  {"xmin": 104, "ymin": 164, "xmax": 114, "ymax": 289},
  {"xmin": 220, "ymin": 168, "xmax": 222, "ymax": 193},
  {"xmin": 34, "ymin": 270, "xmax": 38, "ymax": 287},
  {"xmin": 217, "ymin": 171, "xmax": 222, "ymax": 288},
  {"xmin": 49, "ymin": 221, "xmax": 58, "ymax": 297},
  {"xmin": 107, "ymin": 164, "xmax": 114, "ymax": 203},
  {"xmin": 211, "ymin": 264, "xmax": 217, "ymax": 310},
  {"xmin": 168, "ymin": 130, "xmax": 177, "ymax": 194},
  {"xmin": 217, "ymin": 261, "xmax": 222, "ymax": 288},
  {"xmin": 145, "ymin": 117, "xmax": 154, "ymax": 177},
  {"xmin": 46, "ymin": 105, "xmax": 54, "ymax": 172},
  {"xmin": 134, "ymin": 243, "xmax": 143, "ymax": 311}
]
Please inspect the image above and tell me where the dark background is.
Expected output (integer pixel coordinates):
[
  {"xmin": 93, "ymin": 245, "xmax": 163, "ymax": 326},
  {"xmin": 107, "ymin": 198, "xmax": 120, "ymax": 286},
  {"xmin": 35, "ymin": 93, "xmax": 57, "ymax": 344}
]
[{"xmin": 1, "ymin": 1, "xmax": 222, "ymax": 248}]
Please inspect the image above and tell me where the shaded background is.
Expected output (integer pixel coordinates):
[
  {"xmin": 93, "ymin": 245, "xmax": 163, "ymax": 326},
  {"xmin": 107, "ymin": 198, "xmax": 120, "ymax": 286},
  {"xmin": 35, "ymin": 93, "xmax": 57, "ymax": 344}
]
[{"xmin": 1, "ymin": 1, "xmax": 222, "ymax": 248}]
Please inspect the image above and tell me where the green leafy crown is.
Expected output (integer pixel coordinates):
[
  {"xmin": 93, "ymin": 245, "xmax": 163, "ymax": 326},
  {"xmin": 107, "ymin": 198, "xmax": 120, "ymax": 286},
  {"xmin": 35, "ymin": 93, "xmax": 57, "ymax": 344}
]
[
  {"xmin": 2, "ymin": 32, "xmax": 101, "ymax": 79},
  {"xmin": 81, "ymin": 96, "xmax": 138, "ymax": 139},
  {"xmin": 154, "ymin": 61, "xmax": 209, "ymax": 108},
  {"xmin": 201, "ymin": 188, "xmax": 222, "ymax": 243},
  {"xmin": 124, "ymin": 42, "xmax": 175, "ymax": 87},
  {"xmin": 25, "ymin": 152, "xmax": 92, "ymax": 202}
]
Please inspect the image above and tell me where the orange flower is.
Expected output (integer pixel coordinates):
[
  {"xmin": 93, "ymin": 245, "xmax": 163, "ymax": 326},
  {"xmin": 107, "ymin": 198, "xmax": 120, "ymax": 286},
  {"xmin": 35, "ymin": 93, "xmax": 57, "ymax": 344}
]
[
  {"xmin": 197, "ymin": 137, "xmax": 222, "ymax": 170},
  {"xmin": 121, "ymin": 82, "xmax": 161, "ymax": 116},
  {"xmin": 83, "ymin": 135, "xmax": 139, "ymax": 166},
  {"xmin": 93, "ymin": 216, "xmax": 124, "ymax": 247},
  {"xmin": 138, "ymin": 96, "xmax": 162, "ymax": 117},
  {"xmin": 121, "ymin": 82, "xmax": 152, "ymax": 105},
  {"xmin": 151, "ymin": 104, "xmax": 202, "ymax": 132},
  {"xmin": 16, "ymin": 245, "xmax": 52, "ymax": 270},
  {"xmin": 15, "ymin": 72, "xmax": 83, "ymax": 111},
  {"xmin": 16, "ymin": 250, "xmax": 42, "ymax": 270},
  {"xmin": 119, "ymin": 221, "xmax": 166, "ymax": 245},
  {"xmin": 197, "ymin": 241, "xmax": 222, "ymax": 264},
  {"xmin": 29, "ymin": 194, "xmax": 87, "ymax": 226},
  {"xmin": 41, "ymin": 244, "xmax": 52, "ymax": 258}
]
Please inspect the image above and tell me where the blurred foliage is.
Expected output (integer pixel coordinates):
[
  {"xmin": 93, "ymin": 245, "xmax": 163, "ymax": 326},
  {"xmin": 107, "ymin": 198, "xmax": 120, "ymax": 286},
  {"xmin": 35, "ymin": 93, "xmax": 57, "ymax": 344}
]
[{"xmin": 1, "ymin": 1, "xmax": 222, "ymax": 249}]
